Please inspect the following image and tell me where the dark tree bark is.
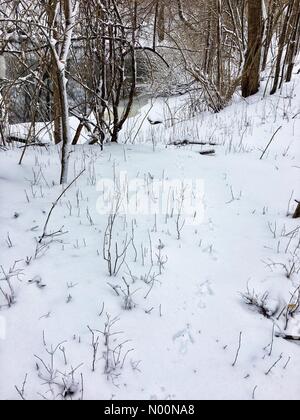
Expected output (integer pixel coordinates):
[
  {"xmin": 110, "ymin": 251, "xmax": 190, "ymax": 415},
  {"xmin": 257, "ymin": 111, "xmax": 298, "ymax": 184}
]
[
  {"xmin": 216, "ymin": 0, "xmax": 223, "ymax": 92},
  {"xmin": 0, "ymin": 53, "xmax": 7, "ymax": 146},
  {"xmin": 293, "ymin": 201, "xmax": 300, "ymax": 219},
  {"xmin": 158, "ymin": 2, "xmax": 165, "ymax": 42},
  {"xmin": 242, "ymin": 0, "xmax": 263, "ymax": 98},
  {"xmin": 203, "ymin": 4, "xmax": 212, "ymax": 74},
  {"xmin": 285, "ymin": 0, "xmax": 300, "ymax": 82},
  {"xmin": 262, "ymin": 0, "xmax": 277, "ymax": 71},
  {"xmin": 153, "ymin": 1, "xmax": 159, "ymax": 50},
  {"xmin": 270, "ymin": 0, "xmax": 293, "ymax": 95},
  {"xmin": 110, "ymin": 0, "xmax": 137, "ymax": 143}
]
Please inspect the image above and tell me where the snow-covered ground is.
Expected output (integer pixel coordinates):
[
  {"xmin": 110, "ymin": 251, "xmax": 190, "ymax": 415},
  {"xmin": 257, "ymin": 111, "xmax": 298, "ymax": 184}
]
[{"xmin": 0, "ymin": 73, "xmax": 299, "ymax": 400}]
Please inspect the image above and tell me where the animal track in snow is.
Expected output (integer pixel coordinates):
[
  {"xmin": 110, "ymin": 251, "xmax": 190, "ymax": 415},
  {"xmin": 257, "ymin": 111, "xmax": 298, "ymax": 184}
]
[
  {"xmin": 196, "ymin": 279, "xmax": 214, "ymax": 309},
  {"xmin": 173, "ymin": 324, "xmax": 195, "ymax": 355}
]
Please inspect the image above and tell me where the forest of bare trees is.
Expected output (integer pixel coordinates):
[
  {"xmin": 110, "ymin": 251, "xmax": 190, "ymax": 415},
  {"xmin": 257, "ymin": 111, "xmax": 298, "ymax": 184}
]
[{"xmin": 0, "ymin": 0, "xmax": 299, "ymax": 182}]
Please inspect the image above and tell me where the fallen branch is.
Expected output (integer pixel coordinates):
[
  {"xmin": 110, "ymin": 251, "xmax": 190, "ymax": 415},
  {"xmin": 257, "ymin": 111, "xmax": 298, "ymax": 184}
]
[
  {"xmin": 169, "ymin": 140, "xmax": 218, "ymax": 147},
  {"xmin": 199, "ymin": 150, "xmax": 216, "ymax": 156},
  {"xmin": 18, "ymin": 143, "xmax": 48, "ymax": 149},
  {"xmin": 7, "ymin": 136, "xmax": 45, "ymax": 147},
  {"xmin": 276, "ymin": 332, "xmax": 300, "ymax": 342},
  {"xmin": 148, "ymin": 118, "xmax": 163, "ymax": 126},
  {"xmin": 6, "ymin": 135, "xmax": 28, "ymax": 144}
]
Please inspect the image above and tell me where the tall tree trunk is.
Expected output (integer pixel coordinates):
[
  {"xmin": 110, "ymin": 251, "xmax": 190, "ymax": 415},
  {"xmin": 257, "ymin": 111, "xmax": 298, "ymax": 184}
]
[
  {"xmin": 48, "ymin": 0, "xmax": 63, "ymax": 145},
  {"xmin": 216, "ymin": 0, "xmax": 223, "ymax": 93},
  {"xmin": 153, "ymin": 1, "xmax": 159, "ymax": 50},
  {"xmin": 59, "ymin": 0, "xmax": 77, "ymax": 184},
  {"xmin": 285, "ymin": 0, "xmax": 300, "ymax": 82},
  {"xmin": 157, "ymin": 2, "xmax": 165, "ymax": 42},
  {"xmin": 47, "ymin": 0, "xmax": 78, "ymax": 183},
  {"xmin": 58, "ymin": 69, "xmax": 72, "ymax": 184},
  {"xmin": 52, "ymin": 69, "xmax": 63, "ymax": 145},
  {"xmin": 111, "ymin": 1, "xmax": 137, "ymax": 143},
  {"xmin": 0, "ymin": 53, "xmax": 7, "ymax": 146},
  {"xmin": 262, "ymin": 0, "xmax": 277, "ymax": 71},
  {"xmin": 204, "ymin": 3, "xmax": 212, "ymax": 74},
  {"xmin": 242, "ymin": 0, "xmax": 263, "ymax": 98},
  {"xmin": 270, "ymin": 0, "xmax": 293, "ymax": 95}
]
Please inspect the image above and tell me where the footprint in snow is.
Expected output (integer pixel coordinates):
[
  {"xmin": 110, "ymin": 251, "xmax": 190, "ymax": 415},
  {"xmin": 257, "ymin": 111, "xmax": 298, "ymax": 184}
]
[
  {"xmin": 173, "ymin": 324, "xmax": 195, "ymax": 355},
  {"xmin": 196, "ymin": 279, "xmax": 214, "ymax": 309}
]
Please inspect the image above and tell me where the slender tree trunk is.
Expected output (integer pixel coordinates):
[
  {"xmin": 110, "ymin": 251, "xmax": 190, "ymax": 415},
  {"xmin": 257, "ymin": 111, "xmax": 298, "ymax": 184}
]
[
  {"xmin": 226, "ymin": 0, "xmax": 244, "ymax": 74},
  {"xmin": 59, "ymin": 0, "xmax": 77, "ymax": 184},
  {"xmin": 48, "ymin": 0, "xmax": 63, "ymax": 145},
  {"xmin": 52, "ymin": 70, "xmax": 63, "ymax": 145},
  {"xmin": 262, "ymin": 0, "xmax": 276, "ymax": 71},
  {"xmin": 204, "ymin": 1, "xmax": 215, "ymax": 76},
  {"xmin": 242, "ymin": 0, "xmax": 263, "ymax": 98},
  {"xmin": 157, "ymin": 2, "xmax": 165, "ymax": 42},
  {"xmin": 285, "ymin": 0, "xmax": 300, "ymax": 82},
  {"xmin": 216, "ymin": 0, "xmax": 223, "ymax": 93},
  {"xmin": 204, "ymin": 4, "xmax": 212, "ymax": 74},
  {"xmin": 58, "ymin": 69, "xmax": 72, "ymax": 184},
  {"xmin": 270, "ymin": 0, "xmax": 293, "ymax": 95},
  {"xmin": 47, "ymin": 0, "xmax": 78, "ymax": 183},
  {"xmin": 0, "ymin": 53, "xmax": 7, "ymax": 146},
  {"xmin": 240, "ymin": 0, "xmax": 246, "ymax": 51}
]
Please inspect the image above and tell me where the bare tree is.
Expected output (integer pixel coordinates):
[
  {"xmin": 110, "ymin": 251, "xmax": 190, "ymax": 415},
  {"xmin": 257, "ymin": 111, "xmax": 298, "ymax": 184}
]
[
  {"xmin": 47, "ymin": 0, "xmax": 63, "ymax": 145},
  {"xmin": 285, "ymin": 0, "xmax": 300, "ymax": 83},
  {"xmin": 0, "ymin": 50, "xmax": 7, "ymax": 146},
  {"xmin": 242, "ymin": 0, "xmax": 263, "ymax": 97},
  {"xmin": 270, "ymin": 0, "xmax": 293, "ymax": 94},
  {"xmin": 46, "ymin": 0, "xmax": 79, "ymax": 184}
]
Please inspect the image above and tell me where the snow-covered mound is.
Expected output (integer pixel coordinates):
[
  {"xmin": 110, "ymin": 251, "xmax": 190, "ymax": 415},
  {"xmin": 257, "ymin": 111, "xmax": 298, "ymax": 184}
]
[{"xmin": 0, "ymin": 73, "xmax": 299, "ymax": 400}]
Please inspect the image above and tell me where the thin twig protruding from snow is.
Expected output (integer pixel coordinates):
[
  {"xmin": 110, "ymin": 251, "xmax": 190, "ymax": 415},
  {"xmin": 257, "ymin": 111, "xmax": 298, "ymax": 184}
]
[{"xmin": 232, "ymin": 332, "xmax": 242, "ymax": 367}]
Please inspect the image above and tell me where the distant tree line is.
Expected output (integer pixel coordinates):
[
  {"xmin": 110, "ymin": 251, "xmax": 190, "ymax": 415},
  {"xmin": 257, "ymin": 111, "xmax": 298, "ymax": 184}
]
[{"xmin": 0, "ymin": 0, "xmax": 299, "ymax": 182}]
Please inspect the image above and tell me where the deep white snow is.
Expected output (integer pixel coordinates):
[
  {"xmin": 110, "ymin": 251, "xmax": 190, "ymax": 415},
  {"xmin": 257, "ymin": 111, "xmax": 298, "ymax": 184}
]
[{"xmin": 0, "ymin": 72, "xmax": 299, "ymax": 400}]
